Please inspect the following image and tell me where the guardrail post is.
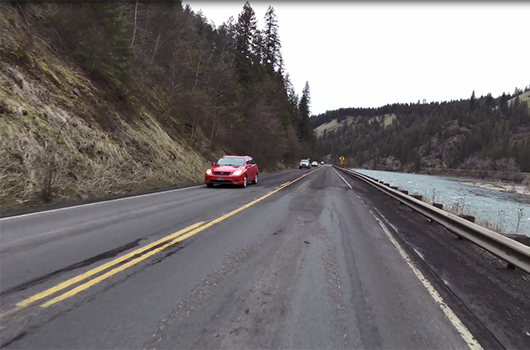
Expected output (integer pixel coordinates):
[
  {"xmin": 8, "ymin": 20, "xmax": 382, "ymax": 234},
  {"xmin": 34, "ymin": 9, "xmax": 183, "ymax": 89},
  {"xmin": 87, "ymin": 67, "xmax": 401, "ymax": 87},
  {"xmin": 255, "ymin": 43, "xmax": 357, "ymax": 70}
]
[
  {"xmin": 433, "ymin": 203, "xmax": 443, "ymax": 209},
  {"xmin": 400, "ymin": 190, "xmax": 409, "ymax": 195},
  {"xmin": 455, "ymin": 216, "xmax": 474, "ymax": 240},
  {"xmin": 507, "ymin": 262, "xmax": 516, "ymax": 270},
  {"xmin": 390, "ymin": 186, "xmax": 398, "ymax": 190},
  {"xmin": 459, "ymin": 215, "xmax": 475, "ymax": 223},
  {"xmin": 411, "ymin": 194, "xmax": 423, "ymax": 201}
]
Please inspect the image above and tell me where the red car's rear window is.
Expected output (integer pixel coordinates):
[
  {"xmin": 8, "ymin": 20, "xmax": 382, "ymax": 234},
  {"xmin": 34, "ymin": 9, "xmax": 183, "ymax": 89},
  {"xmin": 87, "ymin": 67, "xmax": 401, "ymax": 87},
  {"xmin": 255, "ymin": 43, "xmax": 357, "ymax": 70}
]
[{"xmin": 217, "ymin": 157, "xmax": 245, "ymax": 166}]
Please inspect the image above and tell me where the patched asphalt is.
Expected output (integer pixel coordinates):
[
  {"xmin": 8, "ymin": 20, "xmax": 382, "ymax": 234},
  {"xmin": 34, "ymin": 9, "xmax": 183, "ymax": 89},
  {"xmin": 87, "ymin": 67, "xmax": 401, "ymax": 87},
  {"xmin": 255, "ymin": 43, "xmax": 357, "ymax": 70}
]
[{"xmin": 1, "ymin": 166, "xmax": 527, "ymax": 349}]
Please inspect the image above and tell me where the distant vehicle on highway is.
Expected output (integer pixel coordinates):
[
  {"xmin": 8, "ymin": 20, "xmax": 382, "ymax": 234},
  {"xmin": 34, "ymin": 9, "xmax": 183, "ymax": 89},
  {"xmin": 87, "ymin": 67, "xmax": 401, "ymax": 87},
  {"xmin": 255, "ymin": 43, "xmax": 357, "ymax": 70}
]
[
  {"xmin": 320, "ymin": 161, "xmax": 324, "ymax": 165},
  {"xmin": 299, "ymin": 159, "xmax": 310, "ymax": 169},
  {"xmin": 311, "ymin": 161, "xmax": 318, "ymax": 167},
  {"xmin": 205, "ymin": 155, "xmax": 258, "ymax": 188}
]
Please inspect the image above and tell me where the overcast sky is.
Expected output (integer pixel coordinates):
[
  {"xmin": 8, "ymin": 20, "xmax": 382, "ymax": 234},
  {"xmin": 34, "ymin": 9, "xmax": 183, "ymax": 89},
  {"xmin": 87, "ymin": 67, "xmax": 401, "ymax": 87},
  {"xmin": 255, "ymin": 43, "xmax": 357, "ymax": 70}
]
[{"xmin": 185, "ymin": 2, "xmax": 529, "ymax": 116}]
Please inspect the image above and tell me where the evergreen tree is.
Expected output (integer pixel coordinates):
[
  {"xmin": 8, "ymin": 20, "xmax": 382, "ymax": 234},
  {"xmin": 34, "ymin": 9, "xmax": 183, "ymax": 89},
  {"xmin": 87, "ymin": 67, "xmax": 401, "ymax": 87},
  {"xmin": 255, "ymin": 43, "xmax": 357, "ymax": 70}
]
[
  {"xmin": 263, "ymin": 6, "xmax": 281, "ymax": 75},
  {"xmin": 500, "ymin": 93, "xmax": 509, "ymax": 115},
  {"xmin": 485, "ymin": 93, "xmax": 495, "ymax": 108},
  {"xmin": 235, "ymin": 2, "xmax": 258, "ymax": 85},
  {"xmin": 284, "ymin": 73, "xmax": 299, "ymax": 126},
  {"xmin": 298, "ymin": 81, "xmax": 315, "ymax": 146},
  {"xmin": 469, "ymin": 90, "xmax": 476, "ymax": 111}
]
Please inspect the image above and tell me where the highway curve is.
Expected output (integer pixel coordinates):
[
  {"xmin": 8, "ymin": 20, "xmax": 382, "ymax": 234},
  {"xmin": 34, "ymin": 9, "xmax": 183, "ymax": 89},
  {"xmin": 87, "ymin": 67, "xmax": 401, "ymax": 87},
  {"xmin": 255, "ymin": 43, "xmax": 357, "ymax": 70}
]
[{"xmin": 0, "ymin": 166, "xmax": 528, "ymax": 349}]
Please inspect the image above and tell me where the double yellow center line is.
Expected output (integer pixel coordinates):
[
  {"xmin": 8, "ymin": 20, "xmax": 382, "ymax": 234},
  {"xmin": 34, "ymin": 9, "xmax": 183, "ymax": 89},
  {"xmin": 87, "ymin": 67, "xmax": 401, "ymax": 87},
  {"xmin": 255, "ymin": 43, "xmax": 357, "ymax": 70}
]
[{"xmin": 1, "ymin": 168, "xmax": 319, "ymax": 316}]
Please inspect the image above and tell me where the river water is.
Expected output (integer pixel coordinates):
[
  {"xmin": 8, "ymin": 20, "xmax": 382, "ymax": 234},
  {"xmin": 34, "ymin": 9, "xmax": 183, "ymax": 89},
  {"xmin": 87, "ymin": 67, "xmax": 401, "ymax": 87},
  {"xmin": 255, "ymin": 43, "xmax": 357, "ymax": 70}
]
[{"xmin": 354, "ymin": 169, "xmax": 530, "ymax": 237}]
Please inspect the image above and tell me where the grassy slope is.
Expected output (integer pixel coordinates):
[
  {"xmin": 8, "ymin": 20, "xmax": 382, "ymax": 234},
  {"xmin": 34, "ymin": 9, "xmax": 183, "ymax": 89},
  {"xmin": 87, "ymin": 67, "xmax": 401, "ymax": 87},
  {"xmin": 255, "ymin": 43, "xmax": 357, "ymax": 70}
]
[
  {"xmin": 315, "ymin": 113, "xmax": 395, "ymax": 137},
  {"xmin": 315, "ymin": 118, "xmax": 343, "ymax": 137},
  {"xmin": 314, "ymin": 115, "xmax": 357, "ymax": 136},
  {"xmin": 0, "ymin": 5, "xmax": 215, "ymax": 211},
  {"xmin": 317, "ymin": 91, "xmax": 527, "ymax": 138},
  {"xmin": 371, "ymin": 113, "xmax": 396, "ymax": 126},
  {"xmin": 509, "ymin": 90, "xmax": 530, "ymax": 107}
]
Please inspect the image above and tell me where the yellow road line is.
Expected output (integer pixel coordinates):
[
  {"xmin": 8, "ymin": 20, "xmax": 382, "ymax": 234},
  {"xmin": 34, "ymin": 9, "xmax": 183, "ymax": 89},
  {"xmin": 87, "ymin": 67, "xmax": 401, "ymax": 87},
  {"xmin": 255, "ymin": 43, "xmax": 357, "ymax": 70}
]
[
  {"xmin": 42, "ymin": 232, "xmax": 196, "ymax": 307},
  {"xmin": 367, "ymin": 208, "xmax": 483, "ymax": 350},
  {"xmin": 16, "ymin": 221, "xmax": 205, "ymax": 308},
  {"xmin": 35, "ymin": 170, "xmax": 317, "ymax": 308}
]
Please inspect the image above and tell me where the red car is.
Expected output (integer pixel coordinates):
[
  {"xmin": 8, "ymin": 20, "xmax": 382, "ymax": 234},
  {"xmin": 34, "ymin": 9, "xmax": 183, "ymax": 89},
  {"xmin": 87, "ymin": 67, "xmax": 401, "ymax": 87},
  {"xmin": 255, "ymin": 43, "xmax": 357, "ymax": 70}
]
[{"xmin": 205, "ymin": 155, "xmax": 259, "ymax": 188}]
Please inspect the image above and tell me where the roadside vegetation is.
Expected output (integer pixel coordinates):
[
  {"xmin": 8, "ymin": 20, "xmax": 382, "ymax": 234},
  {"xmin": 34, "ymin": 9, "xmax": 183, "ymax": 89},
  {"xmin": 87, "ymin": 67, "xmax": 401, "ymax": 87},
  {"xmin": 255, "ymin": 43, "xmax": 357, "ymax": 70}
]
[{"xmin": 0, "ymin": 1, "xmax": 316, "ymax": 211}]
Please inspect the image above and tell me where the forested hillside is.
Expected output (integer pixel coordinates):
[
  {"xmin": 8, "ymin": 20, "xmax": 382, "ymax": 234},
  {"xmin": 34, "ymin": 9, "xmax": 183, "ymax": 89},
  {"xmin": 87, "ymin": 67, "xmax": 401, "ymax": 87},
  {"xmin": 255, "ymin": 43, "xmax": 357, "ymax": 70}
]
[
  {"xmin": 314, "ymin": 88, "xmax": 530, "ymax": 179},
  {"xmin": 0, "ymin": 1, "xmax": 315, "ymax": 210}
]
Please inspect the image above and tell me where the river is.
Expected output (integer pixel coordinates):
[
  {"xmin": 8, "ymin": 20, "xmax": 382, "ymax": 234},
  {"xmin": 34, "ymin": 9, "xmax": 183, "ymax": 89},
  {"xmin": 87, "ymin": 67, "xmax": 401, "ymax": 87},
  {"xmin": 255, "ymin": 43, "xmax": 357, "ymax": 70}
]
[{"xmin": 354, "ymin": 169, "xmax": 530, "ymax": 237}]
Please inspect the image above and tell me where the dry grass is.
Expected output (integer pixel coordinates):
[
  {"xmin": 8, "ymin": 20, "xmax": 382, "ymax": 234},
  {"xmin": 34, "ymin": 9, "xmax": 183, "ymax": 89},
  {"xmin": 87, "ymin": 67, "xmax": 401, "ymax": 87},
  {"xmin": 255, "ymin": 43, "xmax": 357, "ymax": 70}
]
[
  {"xmin": 382, "ymin": 113, "xmax": 396, "ymax": 126},
  {"xmin": 368, "ymin": 114, "xmax": 396, "ymax": 127},
  {"xmin": 419, "ymin": 189, "xmax": 528, "ymax": 236},
  {"xmin": 315, "ymin": 118, "xmax": 342, "ymax": 137},
  {"xmin": 316, "ymin": 113, "xmax": 395, "ymax": 137},
  {"xmin": 0, "ymin": 9, "xmax": 210, "ymax": 211},
  {"xmin": 509, "ymin": 90, "xmax": 530, "ymax": 107}
]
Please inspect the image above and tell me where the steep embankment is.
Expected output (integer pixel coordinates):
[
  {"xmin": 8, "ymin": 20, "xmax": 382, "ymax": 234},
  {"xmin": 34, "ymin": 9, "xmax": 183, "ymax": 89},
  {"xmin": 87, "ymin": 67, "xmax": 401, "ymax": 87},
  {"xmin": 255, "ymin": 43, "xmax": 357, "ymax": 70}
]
[{"xmin": 0, "ymin": 4, "xmax": 213, "ymax": 211}]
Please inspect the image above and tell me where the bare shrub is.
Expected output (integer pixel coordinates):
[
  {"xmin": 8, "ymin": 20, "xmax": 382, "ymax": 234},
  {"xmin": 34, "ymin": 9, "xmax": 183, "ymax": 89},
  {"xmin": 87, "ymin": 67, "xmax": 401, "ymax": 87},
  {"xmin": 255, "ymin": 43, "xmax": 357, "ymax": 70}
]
[
  {"xmin": 515, "ymin": 208, "xmax": 524, "ymax": 235},
  {"xmin": 494, "ymin": 158, "xmax": 522, "ymax": 181},
  {"xmin": 39, "ymin": 140, "xmax": 57, "ymax": 203}
]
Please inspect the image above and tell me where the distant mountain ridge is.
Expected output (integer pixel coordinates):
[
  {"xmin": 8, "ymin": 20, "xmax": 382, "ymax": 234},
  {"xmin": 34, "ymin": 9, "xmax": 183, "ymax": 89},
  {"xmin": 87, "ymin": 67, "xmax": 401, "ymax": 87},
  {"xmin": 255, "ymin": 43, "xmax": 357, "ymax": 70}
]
[{"xmin": 313, "ymin": 89, "xmax": 530, "ymax": 181}]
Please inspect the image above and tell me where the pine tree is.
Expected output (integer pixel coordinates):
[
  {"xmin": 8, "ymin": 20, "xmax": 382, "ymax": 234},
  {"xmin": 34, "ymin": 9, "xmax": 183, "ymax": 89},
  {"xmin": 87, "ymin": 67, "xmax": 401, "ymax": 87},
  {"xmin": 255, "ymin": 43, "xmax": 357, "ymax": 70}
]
[
  {"xmin": 235, "ymin": 2, "xmax": 258, "ymax": 85},
  {"xmin": 263, "ymin": 6, "xmax": 281, "ymax": 75},
  {"xmin": 284, "ymin": 73, "xmax": 299, "ymax": 125},
  {"xmin": 469, "ymin": 90, "xmax": 476, "ymax": 111},
  {"xmin": 500, "ymin": 93, "xmax": 509, "ymax": 116},
  {"xmin": 298, "ymin": 81, "xmax": 315, "ymax": 145},
  {"xmin": 485, "ymin": 93, "xmax": 495, "ymax": 108}
]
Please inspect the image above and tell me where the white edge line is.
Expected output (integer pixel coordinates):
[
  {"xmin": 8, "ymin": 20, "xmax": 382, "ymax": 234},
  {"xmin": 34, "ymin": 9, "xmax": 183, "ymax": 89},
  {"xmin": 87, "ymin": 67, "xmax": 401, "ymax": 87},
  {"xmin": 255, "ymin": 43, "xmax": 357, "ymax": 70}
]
[
  {"xmin": 336, "ymin": 167, "xmax": 481, "ymax": 349},
  {"xmin": 0, "ymin": 185, "xmax": 204, "ymax": 221},
  {"xmin": 0, "ymin": 169, "xmax": 305, "ymax": 221},
  {"xmin": 365, "ymin": 207, "xmax": 483, "ymax": 350},
  {"xmin": 333, "ymin": 168, "xmax": 353, "ymax": 189}
]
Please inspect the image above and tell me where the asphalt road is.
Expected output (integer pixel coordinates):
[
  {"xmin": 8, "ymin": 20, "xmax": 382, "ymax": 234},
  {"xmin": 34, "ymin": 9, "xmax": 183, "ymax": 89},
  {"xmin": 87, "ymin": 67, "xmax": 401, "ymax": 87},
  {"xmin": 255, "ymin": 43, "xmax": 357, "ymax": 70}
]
[
  {"xmin": 338, "ymin": 168, "xmax": 530, "ymax": 350},
  {"xmin": 0, "ymin": 166, "xmax": 523, "ymax": 349}
]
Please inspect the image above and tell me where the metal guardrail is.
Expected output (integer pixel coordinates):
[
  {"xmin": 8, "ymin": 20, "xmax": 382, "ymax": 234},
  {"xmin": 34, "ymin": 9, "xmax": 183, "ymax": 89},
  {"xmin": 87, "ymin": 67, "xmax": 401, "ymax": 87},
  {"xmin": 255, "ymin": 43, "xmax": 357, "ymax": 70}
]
[{"xmin": 334, "ymin": 165, "xmax": 530, "ymax": 274}]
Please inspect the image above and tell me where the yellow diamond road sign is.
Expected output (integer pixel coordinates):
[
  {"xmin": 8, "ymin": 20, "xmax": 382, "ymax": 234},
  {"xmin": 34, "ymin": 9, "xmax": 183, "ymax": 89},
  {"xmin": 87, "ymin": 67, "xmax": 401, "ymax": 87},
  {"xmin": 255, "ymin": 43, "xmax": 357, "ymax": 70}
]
[{"xmin": 339, "ymin": 156, "xmax": 345, "ymax": 164}]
